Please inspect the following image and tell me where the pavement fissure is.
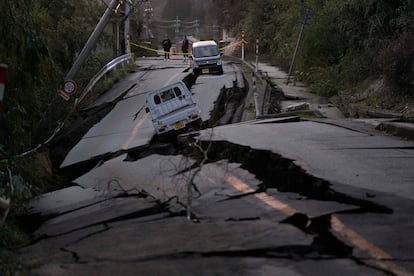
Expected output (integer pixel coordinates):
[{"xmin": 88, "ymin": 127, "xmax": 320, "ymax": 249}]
[
  {"xmin": 16, "ymin": 58, "xmax": 414, "ymax": 275},
  {"xmin": 187, "ymin": 139, "xmax": 392, "ymax": 213}
]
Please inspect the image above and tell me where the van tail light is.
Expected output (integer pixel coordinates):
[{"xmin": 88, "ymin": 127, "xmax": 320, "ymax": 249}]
[
  {"xmin": 189, "ymin": 114, "xmax": 199, "ymax": 120},
  {"xmin": 158, "ymin": 126, "xmax": 167, "ymax": 133}
]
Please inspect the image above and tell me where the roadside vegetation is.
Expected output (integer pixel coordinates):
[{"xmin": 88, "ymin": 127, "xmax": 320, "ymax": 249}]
[
  {"xmin": 0, "ymin": 0, "xmax": 413, "ymax": 273},
  {"xmin": 212, "ymin": 0, "xmax": 414, "ymax": 114},
  {"xmin": 0, "ymin": 0, "xmax": 142, "ymax": 272}
]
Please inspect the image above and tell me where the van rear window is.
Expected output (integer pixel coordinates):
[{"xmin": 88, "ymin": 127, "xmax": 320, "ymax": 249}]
[{"xmin": 154, "ymin": 87, "xmax": 183, "ymax": 105}]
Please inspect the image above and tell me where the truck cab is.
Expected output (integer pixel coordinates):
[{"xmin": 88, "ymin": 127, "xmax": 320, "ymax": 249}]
[{"xmin": 145, "ymin": 81, "xmax": 201, "ymax": 135}]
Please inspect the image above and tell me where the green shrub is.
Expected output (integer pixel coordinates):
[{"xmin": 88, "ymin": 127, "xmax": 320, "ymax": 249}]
[{"xmin": 309, "ymin": 66, "xmax": 341, "ymax": 97}]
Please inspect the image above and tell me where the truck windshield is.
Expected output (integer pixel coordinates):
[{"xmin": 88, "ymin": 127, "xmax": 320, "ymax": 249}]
[{"xmin": 193, "ymin": 45, "xmax": 219, "ymax": 58}]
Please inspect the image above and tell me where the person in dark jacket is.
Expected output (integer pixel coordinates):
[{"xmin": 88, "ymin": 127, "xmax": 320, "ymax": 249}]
[
  {"xmin": 162, "ymin": 35, "xmax": 171, "ymax": 60},
  {"xmin": 182, "ymin": 35, "xmax": 189, "ymax": 62}
]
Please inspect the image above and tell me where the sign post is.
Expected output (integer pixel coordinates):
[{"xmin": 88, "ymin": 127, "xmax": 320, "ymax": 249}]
[{"xmin": 241, "ymin": 31, "xmax": 245, "ymax": 61}]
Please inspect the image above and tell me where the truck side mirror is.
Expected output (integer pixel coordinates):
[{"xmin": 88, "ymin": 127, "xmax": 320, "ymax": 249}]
[{"xmin": 145, "ymin": 107, "xmax": 150, "ymax": 113}]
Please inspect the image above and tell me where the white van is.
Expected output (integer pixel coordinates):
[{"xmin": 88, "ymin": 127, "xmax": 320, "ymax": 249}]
[
  {"xmin": 145, "ymin": 81, "xmax": 201, "ymax": 134},
  {"xmin": 191, "ymin": 40, "xmax": 223, "ymax": 75}
]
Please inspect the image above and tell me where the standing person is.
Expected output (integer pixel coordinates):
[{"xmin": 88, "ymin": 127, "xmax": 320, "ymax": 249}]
[
  {"xmin": 162, "ymin": 35, "xmax": 171, "ymax": 61},
  {"xmin": 182, "ymin": 35, "xmax": 189, "ymax": 62}
]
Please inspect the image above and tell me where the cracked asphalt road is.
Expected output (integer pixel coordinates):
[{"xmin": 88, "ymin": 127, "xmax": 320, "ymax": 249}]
[{"xmin": 16, "ymin": 56, "xmax": 414, "ymax": 275}]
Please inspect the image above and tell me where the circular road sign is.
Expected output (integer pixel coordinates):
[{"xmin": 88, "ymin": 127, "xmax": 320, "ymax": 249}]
[{"xmin": 63, "ymin": 80, "xmax": 77, "ymax": 95}]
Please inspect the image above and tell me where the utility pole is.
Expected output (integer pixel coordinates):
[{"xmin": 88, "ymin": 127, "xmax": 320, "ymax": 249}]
[
  {"xmin": 286, "ymin": 7, "xmax": 313, "ymax": 85},
  {"xmin": 175, "ymin": 16, "xmax": 180, "ymax": 42},
  {"xmin": 125, "ymin": 3, "xmax": 131, "ymax": 54},
  {"xmin": 61, "ymin": 0, "xmax": 151, "ymax": 100},
  {"xmin": 65, "ymin": 0, "xmax": 119, "ymax": 83},
  {"xmin": 195, "ymin": 19, "xmax": 200, "ymax": 38},
  {"xmin": 113, "ymin": 21, "xmax": 120, "ymax": 57}
]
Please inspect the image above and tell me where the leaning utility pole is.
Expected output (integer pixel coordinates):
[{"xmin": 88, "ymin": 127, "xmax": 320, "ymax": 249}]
[
  {"xmin": 60, "ymin": 0, "xmax": 149, "ymax": 100},
  {"xmin": 125, "ymin": 3, "xmax": 131, "ymax": 54},
  {"xmin": 286, "ymin": 7, "xmax": 313, "ymax": 85},
  {"xmin": 65, "ymin": 0, "xmax": 119, "ymax": 84}
]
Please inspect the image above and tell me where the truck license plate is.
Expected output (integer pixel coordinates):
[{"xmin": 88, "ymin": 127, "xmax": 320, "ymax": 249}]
[
  {"xmin": 174, "ymin": 121, "xmax": 185, "ymax": 130},
  {"xmin": 202, "ymin": 68, "xmax": 209, "ymax": 74}
]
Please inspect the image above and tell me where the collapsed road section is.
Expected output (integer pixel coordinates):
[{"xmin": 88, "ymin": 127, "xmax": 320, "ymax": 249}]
[
  {"xmin": 21, "ymin": 120, "xmax": 414, "ymax": 275},
  {"xmin": 17, "ymin": 59, "xmax": 414, "ymax": 275},
  {"xmin": 22, "ymin": 116, "xmax": 414, "ymax": 275}
]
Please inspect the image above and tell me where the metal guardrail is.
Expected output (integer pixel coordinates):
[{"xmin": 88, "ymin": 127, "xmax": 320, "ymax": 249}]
[
  {"xmin": 75, "ymin": 54, "xmax": 133, "ymax": 106},
  {"xmin": 1, "ymin": 54, "xmax": 133, "ymax": 161}
]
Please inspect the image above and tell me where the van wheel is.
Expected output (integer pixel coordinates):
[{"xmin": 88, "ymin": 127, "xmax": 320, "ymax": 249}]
[{"xmin": 218, "ymin": 66, "xmax": 223, "ymax": 75}]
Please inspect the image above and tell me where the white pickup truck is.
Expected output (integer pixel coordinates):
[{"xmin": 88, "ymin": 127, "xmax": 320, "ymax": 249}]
[{"xmin": 145, "ymin": 81, "xmax": 202, "ymax": 135}]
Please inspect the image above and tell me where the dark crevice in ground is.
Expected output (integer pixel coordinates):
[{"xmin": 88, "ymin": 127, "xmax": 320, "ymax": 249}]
[
  {"xmin": 20, "ymin": 199, "xmax": 169, "ymax": 248},
  {"xmin": 41, "ymin": 67, "xmax": 397, "ymax": 268},
  {"xmin": 184, "ymin": 140, "xmax": 396, "ymax": 262},
  {"xmin": 59, "ymin": 145, "xmax": 147, "ymax": 181},
  {"xmin": 124, "ymin": 134, "xmax": 392, "ymax": 215},
  {"xmin": 199, "ymin": 245, "xmax": 313, "ymax": 258},
  {"xmin": 208, "ymin": 81, "xmax": 246, "ymax": 126},
  {"xmin": 192, "ymin": 140, "xmax": 392, "ymax": 214},
  {"xmin": 91, "ymin": 203, "xmax": 166, "ymax": 228},
  {"xmin": 120, "ymin": 134, "xmax": 393, "ymax": 262},
  {"xmin": 90, "ymin": 246, "xmax": 341, "ymax": 265},
  {"xmin": 225, "ymin": 217, "xmax": 261, "ymax": 222},
  {"xmin": 262, "ymin": 82, "xmax": 284, "ymax": 115},
  {"xmin": 34, "ymin": 200, "xmax": 168, "ymax": 241},
  {"xmin": 60, "ymin": 247, "xmax": 80, "ymax": 263},
  {"xmin": 48, "ymin": 85, "xmax": 139, "ymax": 183},
  {"xmin": 51, "ymin": 71, "xmax": 197, "ymax": 180},
  {"xmin": 182, "ymin": 72, "xmax": 197, "ymax": 89},
  {"xmin": 21, "ymin": 192, "xmax": 143, "ymax": 230},
  {"xmin": 55, "ymin": 72, "xmax": 199, "ymax": 180},
  {"xmin": 123, "ymin": 79, "xmax": 246, "ymax": 164},
  {"xmin": 218, "ymin": 189, "xmax": 264, "ymax": 201},
  {"xmin": 282, "ymin": 213, "xmax": 353, "ymax": 258},
  {"xmin": 54, "ymin": 69, "xmax": 246, "ymax": 180},
  {"xmin": 280, "ymin": 212, "xmax": 395, "ymax": 274},
  {"xmin": 70, "ymin": 223, "xmax": 111, "ymax": 244}
]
